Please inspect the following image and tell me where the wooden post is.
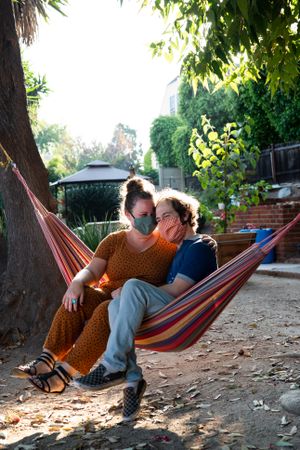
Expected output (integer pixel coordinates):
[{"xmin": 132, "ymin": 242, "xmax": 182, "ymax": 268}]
[{"xmin": 270, "ymin": 144, "xmax": 277, "ymax": 183}]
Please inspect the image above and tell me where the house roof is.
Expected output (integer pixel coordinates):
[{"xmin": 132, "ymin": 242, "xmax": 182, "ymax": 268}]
[{"xmin": 52, "ymin": 160, "xmax": 135, "ymax": 186}]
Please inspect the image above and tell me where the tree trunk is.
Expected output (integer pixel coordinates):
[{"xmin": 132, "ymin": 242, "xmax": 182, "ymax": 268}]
[{"xmin": 0, "ymin": 0, "xmax": 65, "ymax": 344}]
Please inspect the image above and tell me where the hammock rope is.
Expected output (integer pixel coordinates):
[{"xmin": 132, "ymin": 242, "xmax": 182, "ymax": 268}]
[{"xmin": 1, "ymin": 145, "xmax": 300, "ymax": 352}]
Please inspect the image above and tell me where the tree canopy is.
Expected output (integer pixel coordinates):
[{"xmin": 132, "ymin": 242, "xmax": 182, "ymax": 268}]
[
  {"xmin": 150, "ymin": 115, "xmax": 184, "ymax": 167},
  {"xmin": 140, "ymin": 0, "xmax": 300, "ymax": 94}
]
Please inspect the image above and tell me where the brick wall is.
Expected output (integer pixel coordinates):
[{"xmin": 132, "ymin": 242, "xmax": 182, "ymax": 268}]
[{"xmin": 228, "ymin": 201, "xmax": 300, "ymax": 262}]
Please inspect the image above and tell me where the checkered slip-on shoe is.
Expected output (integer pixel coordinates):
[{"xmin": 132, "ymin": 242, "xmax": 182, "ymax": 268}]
[
  {"xmin": 122, "ymin": 379, "xmax": 147, "ymax": 422},
  {"xmin": 73, "ymin": 363, "xmax": 125, "ymax": 391}
]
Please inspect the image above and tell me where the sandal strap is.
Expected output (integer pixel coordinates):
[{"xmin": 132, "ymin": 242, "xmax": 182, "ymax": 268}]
[
  {"xmin": 55, "ymin": 366, "xmax": 73, "ymax": 385},
  {"xmin": 31, "ymin": 366, "xmax": 72, "ymax": 393},
  {"xmin": 36, "ymin": 351, "xmax": 56, "ymax": 370}
]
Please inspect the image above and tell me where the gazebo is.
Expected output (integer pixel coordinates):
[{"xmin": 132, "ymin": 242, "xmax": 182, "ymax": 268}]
[
  {"xmin": 51, "ymin": 160, "xmax": 136, "ymax": 222},
  {"xmin": 53, "ymin": 160, "xmax": 135, "ymax": 186}
]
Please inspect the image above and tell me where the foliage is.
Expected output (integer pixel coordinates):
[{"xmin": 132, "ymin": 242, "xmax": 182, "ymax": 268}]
[
  {"xmin": 14, "ymin": 0, "xmax": 67, "ymax": 45},
  {"xmin": 71, "ymin": 139, "xmax": 107, "ymax": 171},
  {"xmin": 23, "ymin": 59, "xmax": 49, "ymax": 124},
  {"xmin": 172, "ymin": 124, "xmax": 196, "ymax": 175},
  {"xmin": 142, "ymin": 149, "xmax": 159, "ymax": 184},
  {"xmin": 33, "ymin": 122, "xmax": 69, "ymax": 154},
  {"xmin": 178, "ymin": 73, "xmax": 300, "ymax": 150},
  {"xmin": 150, "ymin": 115, "xmax": 184, "ymax": 167},
  {"xmin": 47, "ymin": 155, "xmax": 67, "ymax": 182},
  {"xmin": 72, "ymin": 215, "xmax": 118, "ymax": 252},
  {"xmin": 65, "ymin": 183, "xmax": 120, "ymax": 227},
  {"xmin": 189, "ymin": 116, "xmax": 270, "ymax": 233},
  {"xmin": 33, "ymin": 121, "xmax": 108, "ymax": 178},
  {"xmin": 143, "ymin": 148, "xmax": 154, "ymax": 172},
  {"xmin": 140, "ymin": 0, "xmax": 300, "ymax": 94},
  {"xmin": 178, "ymin": 78, "xmax": 235, "ymax": 133},
  {"xmin": 232, "ymin": 75, "xmax": 300, "ymax": 147},
  {"xmin": 102, "ymin": 123, "xmax": 143, "ymax": 171},
  {"xmin": 142, "ymin": 168, "xmax": 159, "ymax": 185}
]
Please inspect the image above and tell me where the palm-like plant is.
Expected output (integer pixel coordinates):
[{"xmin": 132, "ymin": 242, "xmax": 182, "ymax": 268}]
[{"xmin": 13, "ymin": 0, "xmax": 67, "ymax": 44}]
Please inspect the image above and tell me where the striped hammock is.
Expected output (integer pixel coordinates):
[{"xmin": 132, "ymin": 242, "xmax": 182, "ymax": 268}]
[{"xmin": 11, "ymin": 165, "xmax": 300, "ymax": 352}]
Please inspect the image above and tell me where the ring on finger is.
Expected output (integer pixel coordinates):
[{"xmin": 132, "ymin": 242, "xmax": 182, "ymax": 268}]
[{"xmin": 71, "ymin": 298, "xmax": 77, "ymax": 305}]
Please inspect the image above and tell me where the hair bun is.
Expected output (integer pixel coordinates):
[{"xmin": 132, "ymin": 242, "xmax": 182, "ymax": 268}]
[{"xmin": 126, "ymin": 177, "xmax": 145, "ymax": 194}]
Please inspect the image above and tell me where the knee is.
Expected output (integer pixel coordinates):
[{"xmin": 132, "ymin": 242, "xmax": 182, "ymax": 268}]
[
  {"xmin": 122, "ymin": 278, "xmax": 144, "ymax": 295},
  {"xmin": 121, "ymin": 279, "xmax": 149, "ymax": 306}
]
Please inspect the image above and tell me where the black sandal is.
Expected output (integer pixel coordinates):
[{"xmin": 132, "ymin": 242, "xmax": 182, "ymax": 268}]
[
  {"xmin": 28, "ymin": 365, "xmax": 72, "ymax": 394},
  {"xmin": 11, "ymin": 351, "xmax": 56, "ymax": 379}
]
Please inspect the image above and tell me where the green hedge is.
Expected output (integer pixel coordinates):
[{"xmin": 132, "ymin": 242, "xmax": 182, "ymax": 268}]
[{"xmin": 65, "ymin": 183, "xmax": 120, "ymax": 226}]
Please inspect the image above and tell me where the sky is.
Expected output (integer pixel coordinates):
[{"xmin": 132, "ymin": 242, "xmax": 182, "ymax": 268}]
[{"xmin": 23, "ymin": 0, "xmax": 179, "ymax": 152}]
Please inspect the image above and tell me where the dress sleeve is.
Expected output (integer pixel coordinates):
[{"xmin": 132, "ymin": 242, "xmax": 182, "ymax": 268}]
[
  {"xmin": 94, "ymin": 233, "xmax": 116, "ymax": 260},
  {"xmin": 176, "ymin": 242, "xmax": 217, "ymax": 283}
]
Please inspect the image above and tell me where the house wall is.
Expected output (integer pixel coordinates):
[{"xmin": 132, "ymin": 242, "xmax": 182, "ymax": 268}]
[
  {"xmin": 228, "ymin": 201, "xmax": 300, "ymax": 262},
  {"xmin": 160, "ymin": 76, "xmax": 180, "ymax": 116}
]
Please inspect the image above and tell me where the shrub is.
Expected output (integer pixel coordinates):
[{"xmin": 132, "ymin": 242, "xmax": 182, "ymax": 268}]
[
  {"xmin": 72, "ymin": 215, "xmax": 123, "ymax": 251},
  {"xmin": 66, "ymin": 183, "xmax": 120, "ymax": 227}
]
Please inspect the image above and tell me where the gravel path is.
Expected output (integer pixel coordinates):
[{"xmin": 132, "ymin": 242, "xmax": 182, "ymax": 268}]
[{"xmin": 1, "ymin": 274, "xmax": 300, "ymax": 449}]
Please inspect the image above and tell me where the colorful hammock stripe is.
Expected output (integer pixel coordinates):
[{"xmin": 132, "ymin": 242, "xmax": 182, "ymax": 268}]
[
  {"xmin": 135, "ymin": 216, "xmax": 300, "ymax": 351},
  {"xmin": 9, "ymin": 162, "xmax": 300, "ymax": 353},
  {"xmin": 13, "ymin": 167, "xmax": 93, "ymax": 285}
]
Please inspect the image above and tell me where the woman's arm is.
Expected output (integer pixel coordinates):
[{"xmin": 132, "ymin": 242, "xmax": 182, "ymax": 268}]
[{"xmin": 62, "ymin": 257, "xmax": 107, "ymax": 312}]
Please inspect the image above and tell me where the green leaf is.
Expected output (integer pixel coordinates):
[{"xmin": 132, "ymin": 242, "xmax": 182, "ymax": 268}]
[
  {"xmin": 192, "ymin": 77, "xmax": 198, "ymax": 95},
  {"xmin": 237, "ymin": 0, "xmax": 249, "ymax": 21},
  {"xmin": 203, "ymin": 148, "xmax": 213, "ymax": 158},
  {"xmin": 208, "ymin": 131, "xmax": 218, "ymax": 141},
  {"xmin": 229, "ymin": 82, "xmax": 239, "ymax": 95},
  {"xmin": 202, "ymin": 160, "xmax": 212, "ymax": 169},
  {"xmin": 275, "ymin": 442, "xmax": 294, "ymax": 447}
]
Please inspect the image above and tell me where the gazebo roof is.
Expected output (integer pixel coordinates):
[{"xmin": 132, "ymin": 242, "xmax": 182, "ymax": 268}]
[{"xmin": 52, "ymin": 160, "xmax": 135, "ymax": 186}]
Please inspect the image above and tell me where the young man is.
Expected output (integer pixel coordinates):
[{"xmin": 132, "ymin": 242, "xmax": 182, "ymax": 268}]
[{"xmin": 74, "ymin": 189, "xmax": 217, "ymax": 421}]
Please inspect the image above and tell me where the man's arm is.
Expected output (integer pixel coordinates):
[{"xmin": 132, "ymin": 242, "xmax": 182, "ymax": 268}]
[
  {"xmin": 160, "ymin": 277, "xmax": 194, "ymax": 297},
  {"xmin": 160, "ymin": 241, "xmax": 217, "ymax": 298}
]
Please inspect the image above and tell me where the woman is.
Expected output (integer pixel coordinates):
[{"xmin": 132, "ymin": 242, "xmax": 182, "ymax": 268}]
[
  {"xmin": 74, "ymin": 189, "xmax": 217, "ymax": 421},
  {"xmin": 12, "ymin": 177, "xmax": 177, "ymax": 393}
]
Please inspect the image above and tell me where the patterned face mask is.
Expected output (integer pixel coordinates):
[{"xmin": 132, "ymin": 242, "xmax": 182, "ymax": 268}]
[
  {"xmin": 158, "ymin": 216, "xmax": 187, "ymax": 244},
  {"xmin": 131, "ymin": 214, "xmax": 157, "ymax": 236}
]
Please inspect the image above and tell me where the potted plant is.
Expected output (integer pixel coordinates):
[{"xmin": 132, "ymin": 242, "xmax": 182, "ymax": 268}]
[{"xmin": 189, "ymin": 115, "xmax": 270, "ymax": 265}]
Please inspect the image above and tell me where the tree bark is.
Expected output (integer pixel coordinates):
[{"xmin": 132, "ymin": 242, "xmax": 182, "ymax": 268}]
[{"xmin": 0, "ymin": 0, "xmax": 65, "ymax": 344}]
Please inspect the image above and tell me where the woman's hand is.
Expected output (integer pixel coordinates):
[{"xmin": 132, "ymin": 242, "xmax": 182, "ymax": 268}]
[
  {"xmin": 62, "ymin": 280, "xmax": 85, "ymax": 312},
  {"xmin": 111, "ymin": 287, "xmax": 122, "ymax": 298},
  {"xmin": 201, "ymin": 234, "xmax": 218, "ymax": 254}
]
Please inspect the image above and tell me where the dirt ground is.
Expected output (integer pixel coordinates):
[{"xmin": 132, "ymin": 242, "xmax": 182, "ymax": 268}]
[{"xmin": 1, "ymin": 274, "xmax": 300, "ymax": 450}]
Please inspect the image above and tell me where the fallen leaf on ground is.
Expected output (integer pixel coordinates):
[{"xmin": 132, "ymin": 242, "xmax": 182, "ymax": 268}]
[
  {"xmin": 281, "ymin": 416, "xmax": 291, "ymax": 426},
  {"xmin": 275, "ymin": 441, "xmax": 294, "ymax": 447},
  {"xmin": 159, "ymin": 371, "xmax": 168, "ymax": 379}
]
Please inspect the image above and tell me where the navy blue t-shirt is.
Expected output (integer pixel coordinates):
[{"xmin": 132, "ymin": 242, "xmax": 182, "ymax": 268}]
[{"xmin": 166, "ymin": 236, "xmax": 217, "ymax": 285}]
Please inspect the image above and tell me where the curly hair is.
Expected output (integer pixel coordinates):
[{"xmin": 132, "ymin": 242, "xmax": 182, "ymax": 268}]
[{"xmin": 156, "ymin": 189, "xmax": 200, "ymax": 230}]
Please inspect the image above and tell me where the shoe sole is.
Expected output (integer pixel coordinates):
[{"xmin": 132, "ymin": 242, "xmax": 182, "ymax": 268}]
[
  {"xmin": 72, "ymin": 376, "xmax": 125, "ymax": 391},
  {"xmin": 122, "ymin": 380, "xmax": 147, "ymax": 422},
  {"xmin": 10, "ymin": 368, "xmax": 31, "ymax": 379}
]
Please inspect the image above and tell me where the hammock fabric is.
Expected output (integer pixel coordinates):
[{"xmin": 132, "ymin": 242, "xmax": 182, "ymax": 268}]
[
  {"xmin": 5, "ymin": 160, "xmax": 300, "ymax": 353},
  {"xmin": 13, "ymin": 166, "xmax": 94, "ymax": 286}
]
